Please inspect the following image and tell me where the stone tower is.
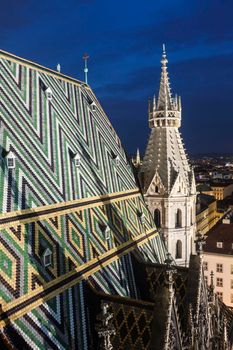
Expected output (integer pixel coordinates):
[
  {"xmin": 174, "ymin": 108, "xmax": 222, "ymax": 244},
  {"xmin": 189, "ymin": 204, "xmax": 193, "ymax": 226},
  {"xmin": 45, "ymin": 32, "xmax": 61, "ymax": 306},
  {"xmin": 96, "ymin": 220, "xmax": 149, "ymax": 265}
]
[{"xmin": 140, "ymin": 45, "xmax": 196, "ymax": 266}]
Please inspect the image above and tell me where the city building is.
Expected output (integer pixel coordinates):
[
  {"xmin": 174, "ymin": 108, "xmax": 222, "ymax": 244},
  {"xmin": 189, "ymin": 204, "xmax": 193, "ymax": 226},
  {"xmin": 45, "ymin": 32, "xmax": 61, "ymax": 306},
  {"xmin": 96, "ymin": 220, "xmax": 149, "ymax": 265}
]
[
  {"xmin": 139, "ymin": 46, "xmax": 196, "ymax": 266},
  {"xmin": 203, "ymin": 211, "xmax": 233, "ymax": 308},
  {"xmin": 209, "ymin": 182, "xmax": 233, "ymax": 200},
  {"xmin": 196, "ymin": 194, "xmax": 222, "ymax": 234},
  {"xmin": 0, "ymin": 49, "xmax": 232, "ymax": 349},
  {"xmin": 196, "ymin": 183, "xmax": 214, "ymax": 196}
]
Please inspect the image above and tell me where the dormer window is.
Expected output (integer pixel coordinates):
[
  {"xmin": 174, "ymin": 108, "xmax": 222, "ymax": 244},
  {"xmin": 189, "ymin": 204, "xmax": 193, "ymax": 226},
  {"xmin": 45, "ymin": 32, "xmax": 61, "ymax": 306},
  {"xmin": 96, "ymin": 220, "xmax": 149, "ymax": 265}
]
[
  {"xmin": 141, "ymin": 213, "xmax": 146, "ymax": 224},
  {"xmin": 45, "ymin": 87, "xmax": 53, "ymax": 101},
  {"xmin": 43, "ymin": 248, "xmax": 52, "ymax": 267},
  {"xmin": 98, "ymin": 222, "xmax": 111, "ymax": 240},
  {"xmin": 115, "ymin": 155, "xmax": 120, "ymax": 166},
  {"xmin": 74, "ymin": 154, "xmax": 81, "ymax": 167},
  {"xmin": 216, "ymin": 242, "xmax": 223, "ymax": 248},
  {"xmin": 6, "ymin": 151, "xmax": 16, "ymax": 169},
  {"xmin": 91, "ymin": 102, "xmax": 96, "ymax": 112},
  {"xmin": 104, "ymin": 226, "xmax": 111, "ymax": 240},
  {"xmin": 111, "ymin": 152, "xmax": 120, "ymax": 166},
  {"xmin": 138, "ymin": 211, "xmax": 145, "ymax": 224}
]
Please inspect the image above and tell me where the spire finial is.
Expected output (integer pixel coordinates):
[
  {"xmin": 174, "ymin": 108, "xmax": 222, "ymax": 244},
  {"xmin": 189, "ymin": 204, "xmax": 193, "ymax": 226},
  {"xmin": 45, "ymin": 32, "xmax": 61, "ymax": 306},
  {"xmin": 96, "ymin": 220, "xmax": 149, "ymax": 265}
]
[
  {"xmin": 157, "ymin": 44, "xmax": 171, "ymax": 111},
  {"xmin": 161, "ymin": 43, "xmax": 168, "ymax": 67},
  {"xmin": 136, "ymin": 148, "xmax": 141, "ymax": 165},
  {"xmin": 57, "ymin": 63, "xmax": 61, "ymax": 73},
  {"xmin": 83, "ymin": 53, "xmax": 89, "ymax": 84},
  {"xmin": 162, "ymin": 43, "xmax": 166, "ymax": 54}
]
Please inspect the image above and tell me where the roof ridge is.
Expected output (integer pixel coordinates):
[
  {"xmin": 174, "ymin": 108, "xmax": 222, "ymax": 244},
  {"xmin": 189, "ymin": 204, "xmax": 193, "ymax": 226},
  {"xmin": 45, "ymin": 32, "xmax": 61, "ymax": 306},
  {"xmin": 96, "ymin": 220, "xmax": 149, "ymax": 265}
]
[{"xmin": 0, "ymin": 49, "xmax": 88, "ymax": 88}]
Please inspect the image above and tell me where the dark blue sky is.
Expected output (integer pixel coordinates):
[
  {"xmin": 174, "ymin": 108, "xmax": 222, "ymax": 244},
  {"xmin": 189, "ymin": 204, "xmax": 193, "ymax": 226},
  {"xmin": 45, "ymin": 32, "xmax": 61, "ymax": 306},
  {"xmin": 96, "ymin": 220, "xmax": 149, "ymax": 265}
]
[{"xmin": 1, "ymin": 0, "xmax": 233, "ymax": 156}]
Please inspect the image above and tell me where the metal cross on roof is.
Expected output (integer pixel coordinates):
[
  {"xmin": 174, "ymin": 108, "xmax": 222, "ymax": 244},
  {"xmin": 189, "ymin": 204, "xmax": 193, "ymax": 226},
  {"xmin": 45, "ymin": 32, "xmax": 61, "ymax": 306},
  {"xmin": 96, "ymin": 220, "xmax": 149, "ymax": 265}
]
[{"xmin": 83, "ymin": 53, "xmax": 89, "ymax": 84}]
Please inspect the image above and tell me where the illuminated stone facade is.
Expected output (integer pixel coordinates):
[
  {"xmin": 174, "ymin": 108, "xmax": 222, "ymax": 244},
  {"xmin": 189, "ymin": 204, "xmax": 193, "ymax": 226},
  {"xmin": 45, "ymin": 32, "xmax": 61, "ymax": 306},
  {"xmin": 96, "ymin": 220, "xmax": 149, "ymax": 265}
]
[{"xmin": 140, "ymin": 47, "xmax": 196, "ymax": 266}]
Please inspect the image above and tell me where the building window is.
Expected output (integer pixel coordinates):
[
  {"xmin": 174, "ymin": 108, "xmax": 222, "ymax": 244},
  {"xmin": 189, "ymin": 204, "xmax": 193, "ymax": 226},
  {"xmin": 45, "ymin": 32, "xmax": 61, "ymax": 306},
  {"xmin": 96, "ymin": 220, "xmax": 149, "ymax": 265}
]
[
  {"xmin": 217, "ymin": 291, "xmax": 223, "ymax": 301},
  {"xmin": 137, "ymin": 211, "xmax": 146, "ymax": 225},
  {"xmin": 216, "ymin": 263, "xmax": 223, "ymax": 273},
  {"xmin": 43, "ymin": 248, "xmax": 52, "ymax": 267},
  {"xmin": 7, "ymin": 158, "xmax": 15, "ymax": 168},
  {"xmin": 203, "ymin": 261, "xmax": 208, "ymax": 271},
  {"xmin": 6, "ymin": 151, "xmax": 16, "ymax": 169},
  {"xmin": 154, "ymin": 209, "xmax": 161, "ymax": 228},
  {"xmin": 45, "ymin": 87, "xmax": 53, "ymax": 101},
  {"xmin": 175, "ymin": 209, "xmax": 182, "ymax": 228},
  {"xmin": 176, "ymin": 240, "xmax": 182, "ymax": 259},
  {"xmin": 216, "ymin": 277, "xmax": 223, "ymax": 287},
  {"xmin": 216, "ymin": 242, "xmax": 223, "ymax": 248},
  {"xmin": 231, "ymin": 265, "xmax": 233, "ymax": 274},
  {"xmin": 140, "ymin": 213, "xmax": 146, "ymax": 225},
  {"xmin": 112, "ymin": 152, "xmax": 120, "ymax": 166},
  {"xmin": 73, "ymin": 154, "xmax": 81, "ymax": 167},
  {"xmin": 90, "ymin": 102, "xmax": 97, "ymax": 112},
  {"xmin": 115, "ymin": 155, "xmax": 120, "ymax": 166},
  {"xmin": 99, "ymin": 222, "xmax": 111, "ymax": 240},
  {"xmin": 155, "ymin": 185, "xmax": 159, "ymax": 193},
  {"xmin": 104, "ymin": 227, "xmax": 111, "ymax": 240},
  {"xmin": 204, "ymin": 276, "xmax": 208, "ymax": 285},
  {"xmin": 231, "ymin": 280, "xmax": 233, "ymax": 289}
]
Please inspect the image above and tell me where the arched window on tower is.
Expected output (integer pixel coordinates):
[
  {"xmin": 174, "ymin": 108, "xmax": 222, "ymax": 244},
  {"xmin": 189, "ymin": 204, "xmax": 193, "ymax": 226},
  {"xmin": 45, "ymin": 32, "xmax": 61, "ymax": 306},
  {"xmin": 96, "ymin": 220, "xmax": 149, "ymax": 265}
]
[
  {"xmin": 155, "ymin": 185, "xmax": 159, "ymax": 193},
  {"xmin": 176, "ymin": 240, "xmax": 182, "ymax": 259},
  {"xmin": 154, "ymin": 209, "xmax": 161, "ymax": 228},
  {"xmin": 175, "ymin": 209, "xmax": 182, "ymax": 228}
]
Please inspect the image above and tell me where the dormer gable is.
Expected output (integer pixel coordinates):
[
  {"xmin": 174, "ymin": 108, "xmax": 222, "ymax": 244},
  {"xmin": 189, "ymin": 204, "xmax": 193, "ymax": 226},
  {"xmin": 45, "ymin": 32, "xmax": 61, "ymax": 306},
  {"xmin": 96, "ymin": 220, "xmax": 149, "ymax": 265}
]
[
  {"xmin": 170, "ymin": 172, "xmax": 189, "ymax": 196},
  {"xmin": 5, "ymin": 151, "xmax": 16, "ymax": 169},
  {"xmin": 146, "ymin": 170, "xmax": 165, "ymax": 196}
]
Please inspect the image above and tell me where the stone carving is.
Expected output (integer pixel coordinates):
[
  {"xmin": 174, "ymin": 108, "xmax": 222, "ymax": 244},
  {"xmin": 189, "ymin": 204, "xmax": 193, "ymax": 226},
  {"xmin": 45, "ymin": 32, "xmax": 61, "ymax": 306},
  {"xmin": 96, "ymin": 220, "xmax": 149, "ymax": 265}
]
[{"xmin": 95, "ymin": 303, "xmax": 116, "ymax": 350}]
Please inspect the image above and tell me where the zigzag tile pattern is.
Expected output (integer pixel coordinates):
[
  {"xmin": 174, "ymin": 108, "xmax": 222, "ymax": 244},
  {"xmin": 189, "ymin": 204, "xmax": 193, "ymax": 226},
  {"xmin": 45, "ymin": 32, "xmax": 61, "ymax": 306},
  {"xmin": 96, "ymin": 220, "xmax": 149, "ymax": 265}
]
[{"xmin": 0, "ymin": 50, "xmax": 166, "ymax": 349}]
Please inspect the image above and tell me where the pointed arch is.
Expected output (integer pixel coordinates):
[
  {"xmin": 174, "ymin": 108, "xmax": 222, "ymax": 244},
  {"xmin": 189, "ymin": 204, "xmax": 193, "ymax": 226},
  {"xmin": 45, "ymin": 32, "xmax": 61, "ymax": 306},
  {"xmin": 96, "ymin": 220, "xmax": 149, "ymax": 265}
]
[
  {"xmin": 176, "ymin": 240, "xmax": 182, "ymax": 259},
  {"xmin": 175, "ymin": 209, "xmax": 182, "ymax": 228},
  {"xmin": 154, "ymin": 209, "xmax": 161, "ymax": 228}
]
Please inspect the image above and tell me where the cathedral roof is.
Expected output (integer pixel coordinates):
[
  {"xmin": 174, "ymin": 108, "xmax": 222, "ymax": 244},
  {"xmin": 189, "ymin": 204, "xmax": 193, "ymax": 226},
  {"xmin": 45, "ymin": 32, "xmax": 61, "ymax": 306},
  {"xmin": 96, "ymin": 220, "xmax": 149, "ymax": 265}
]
[{"xmin": 0, "ymin": 48, "xmax": 167, "ymax": 349}]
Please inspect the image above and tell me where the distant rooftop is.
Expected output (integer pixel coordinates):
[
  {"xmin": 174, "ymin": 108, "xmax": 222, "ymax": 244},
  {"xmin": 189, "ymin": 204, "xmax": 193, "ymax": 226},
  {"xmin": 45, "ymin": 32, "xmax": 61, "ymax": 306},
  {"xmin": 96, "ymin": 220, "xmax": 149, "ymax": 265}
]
[
  {"xmin": 204, "ymin": 211, "xmax": 233, "ymax": 255},
  {"xmin": 197, "ymin": 183, "xmax": 212, "ymax": 192},
  {"xmin": 196, "ymin": 193, "xmax": 216, "ymax": 215},
  {"xmin": 218, "ymin": 194, "xmax": 233, "ymax": 211},
  {"xmin": 210, "ymin": 181, "xmax": 233, "ymax": 188}
]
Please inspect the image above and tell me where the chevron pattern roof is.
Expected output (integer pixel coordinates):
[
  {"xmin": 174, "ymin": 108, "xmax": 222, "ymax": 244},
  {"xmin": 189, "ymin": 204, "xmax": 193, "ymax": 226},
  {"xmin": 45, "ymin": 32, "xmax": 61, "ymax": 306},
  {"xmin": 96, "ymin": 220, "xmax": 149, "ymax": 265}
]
[{"xmin": 0, "ymin": 50, "xmax": 166, "ymax": 349}]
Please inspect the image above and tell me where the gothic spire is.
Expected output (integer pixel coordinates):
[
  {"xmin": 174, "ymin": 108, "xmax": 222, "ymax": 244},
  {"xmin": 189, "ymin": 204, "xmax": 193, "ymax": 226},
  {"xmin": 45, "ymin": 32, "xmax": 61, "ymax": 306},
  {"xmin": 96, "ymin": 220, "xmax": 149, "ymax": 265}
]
[
  {"xmin": 157, "ymin": 44, "xmax": 173, "ymax": 111},
  {"xmin": 136, "ymin": 148, "xmax": 141, "ymax": 165}
]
